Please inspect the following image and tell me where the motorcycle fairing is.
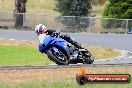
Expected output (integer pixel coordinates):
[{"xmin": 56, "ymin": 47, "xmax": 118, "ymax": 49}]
[{"xmin": 38, "ymin": 34, "xmax": 70, "ymax": 57}]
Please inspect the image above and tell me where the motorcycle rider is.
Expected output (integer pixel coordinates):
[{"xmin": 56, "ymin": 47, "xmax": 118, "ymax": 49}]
[
  {"xmin": 35, "ymin": 24, "xmax": 82, "ymax": 48},
  {"xmin": 35, "ymin": 24, "xmax": 83, "ymax": 63}
]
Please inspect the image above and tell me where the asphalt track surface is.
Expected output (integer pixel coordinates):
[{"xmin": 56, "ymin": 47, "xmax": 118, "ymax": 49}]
[{"xmin": 0, "ymin": 30, "xmax": 132, "ymax": 65}]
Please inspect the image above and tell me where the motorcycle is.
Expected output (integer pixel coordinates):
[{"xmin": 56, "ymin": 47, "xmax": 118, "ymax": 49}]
[{"xmin": 38, "ymin": 32, "xmax": 94, "ymax": 65}]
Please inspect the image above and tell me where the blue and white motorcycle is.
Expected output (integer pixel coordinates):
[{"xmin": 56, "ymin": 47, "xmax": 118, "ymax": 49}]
[{"xmin": 38, "ymin": 32, "xmax": 94, "ymax": 65}]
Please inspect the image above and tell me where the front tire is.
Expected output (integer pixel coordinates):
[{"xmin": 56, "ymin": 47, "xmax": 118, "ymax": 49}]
[{"xmin": 47, "ymin": 47, "xmax": 69, "ymax": 65}]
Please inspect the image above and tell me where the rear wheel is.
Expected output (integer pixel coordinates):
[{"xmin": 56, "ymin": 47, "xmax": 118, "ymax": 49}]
[
  {"xmin": 83, "ymin": 50, "xmax": 94, "ymax": 64},
  {"xmin": 47, "ymin": 47, "xmax": 69, "ymax": 65}
]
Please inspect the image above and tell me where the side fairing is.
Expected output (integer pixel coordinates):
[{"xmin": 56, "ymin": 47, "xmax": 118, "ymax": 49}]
[
  {"xmin": 53, "ymin": 38, "xmax": 70, "ymax": 58},
  {"xmin": 41, "ymin": 35, "xmax": 53, "ymax": 46}
]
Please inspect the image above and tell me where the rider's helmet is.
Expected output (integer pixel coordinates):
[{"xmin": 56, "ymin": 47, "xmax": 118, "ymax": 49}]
[{"xmin": 35, "ymin": 24, "xmax": 46, "ymax": 36}]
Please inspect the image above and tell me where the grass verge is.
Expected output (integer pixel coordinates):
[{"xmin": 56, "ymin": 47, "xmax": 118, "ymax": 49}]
[
  {"xmin": 0, "ymin": 38, "xmax": 120, "ymax": 66},
  {"xmin": 0, "ymin": 66, "xmax": 131, "ymax": 88},
  {"xmin": 0, "ymin": 45, "xmax": 52, "ymax": 66}
]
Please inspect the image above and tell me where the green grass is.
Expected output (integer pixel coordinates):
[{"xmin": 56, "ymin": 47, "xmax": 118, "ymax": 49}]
[
  {"xmin": 0, "ymin": 80, "xmax": 131, "ymax": 88},
  {"xmin": 0, "ymin": 44, "xmax": 120, "ymax": 66},
  {"xmin": 0, "ymin": 39, "xmax": 120, "ymax": 66},
  {"xmin": 0, "ymin": 45, "xmax": 52, "ymax": 66},
  {"xmin": 0, "ymin": 45, "xmax": 120, "ymax": 66}
]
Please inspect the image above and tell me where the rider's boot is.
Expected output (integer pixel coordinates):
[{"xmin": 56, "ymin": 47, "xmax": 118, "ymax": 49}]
[
  {"xmin": 69, "ymin": 58, "xmax": 77, "ymax": 64},
  {"xmin": 69, "ymin": 58, "xmax": 83, "ymax": 64},
  {"xmin": 69, "ymin": 56, "xmax": 84, "ymax": 64}
]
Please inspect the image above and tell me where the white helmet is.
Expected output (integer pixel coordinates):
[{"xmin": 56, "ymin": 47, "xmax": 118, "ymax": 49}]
[{"xmin": 35, "ymin": 24, "xmax": 46, "ymax": 35}]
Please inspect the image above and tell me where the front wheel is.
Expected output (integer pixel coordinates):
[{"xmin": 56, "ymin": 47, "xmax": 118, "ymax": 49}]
[{"xmin": 47, "ymin": 47, "xmax": 69, "ymax": 65}]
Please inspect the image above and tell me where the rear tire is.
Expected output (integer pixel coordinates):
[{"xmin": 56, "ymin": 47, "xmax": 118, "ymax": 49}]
[
  {"xmin": 83, "ymin": 51, "xmax": 94, "ymax": 64},
  {"xmin": 47, "ymin": 47, "xmax": 69, "ymax": 65}
]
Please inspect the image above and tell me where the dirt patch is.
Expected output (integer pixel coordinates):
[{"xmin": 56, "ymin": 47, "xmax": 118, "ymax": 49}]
[
  {"xmin": 0, "ymin": 38, "xmax": 38, "ymax": 47},
  {"xmin": 0, "ymin": 68, "xmax": 70, "ymax": 83}
]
